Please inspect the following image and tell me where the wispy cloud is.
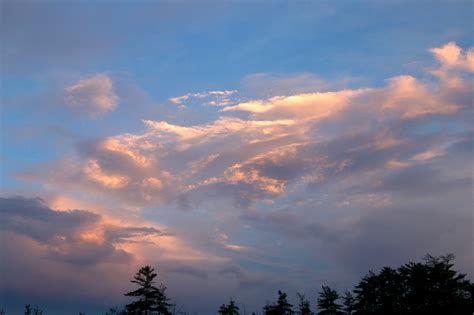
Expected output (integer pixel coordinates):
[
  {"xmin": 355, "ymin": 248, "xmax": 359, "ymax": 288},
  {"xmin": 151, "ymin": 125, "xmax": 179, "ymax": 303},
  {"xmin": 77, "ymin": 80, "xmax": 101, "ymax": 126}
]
[{"xmin": 169, "ymin": 90, "xmax": 238, "ymax": 108}]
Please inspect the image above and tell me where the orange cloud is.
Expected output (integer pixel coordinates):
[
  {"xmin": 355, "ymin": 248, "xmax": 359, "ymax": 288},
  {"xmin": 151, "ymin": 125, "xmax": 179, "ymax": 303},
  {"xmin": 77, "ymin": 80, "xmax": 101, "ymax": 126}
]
[
  {"xmin": 385, "ymin": 75, "xmax": 459, "ymax": 118},
  {"xmin": 83, "ymin": 159, "xmax": 130, "ymax": 189},
  {"xmin": 222, "ymin": 89, "xmax": 370, "ymax": 121}
]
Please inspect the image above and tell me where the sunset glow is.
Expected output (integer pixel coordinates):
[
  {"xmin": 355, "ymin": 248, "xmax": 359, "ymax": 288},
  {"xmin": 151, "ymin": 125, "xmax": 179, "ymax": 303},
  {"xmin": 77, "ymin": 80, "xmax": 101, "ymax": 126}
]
[{"xmin": 1, "ymin": 1, "xmax": 473, "ymax": 314}]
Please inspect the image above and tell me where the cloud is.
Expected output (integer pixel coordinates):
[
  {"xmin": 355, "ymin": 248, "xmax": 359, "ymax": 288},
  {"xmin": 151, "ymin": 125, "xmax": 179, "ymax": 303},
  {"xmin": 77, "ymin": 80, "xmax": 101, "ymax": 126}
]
[
  {"xmin": 240, "ymin": 72, "xmax": 359, "ymax": 98},
  {"xmin": 169, "ymin": 90, "xmax": 238, "ymax": 107},
  {"xmin": 23, "ymin": 43, "xmax": 473, "ymax": 213},
  {"xmin": 0, "ymin": 196, "xmax": 167, "ymax": 265},
  {"xmin": 5, "ymin": 42, "xmax": 474, "ymax": 314},
  {"xmin": 221, "ymin": 89, "xmax": 368, "ymax": 119},
  {"xmin": 429, "ymin": 42, "xmax": 474, "ymax": 72},
  {"xmin": 0, "ymin": 195, "xmax": 233, "ymax": 311},
  {"xmin": 65, "ymin": 73, "xmax": 118, "ymax": 117}
]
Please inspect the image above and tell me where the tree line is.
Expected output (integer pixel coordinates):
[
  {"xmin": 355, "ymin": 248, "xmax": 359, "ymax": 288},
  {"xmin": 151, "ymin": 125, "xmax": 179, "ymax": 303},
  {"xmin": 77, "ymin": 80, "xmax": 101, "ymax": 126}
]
[{"xmin": 5, "ymin": 254, "xmax": 473, "ymax": 315}]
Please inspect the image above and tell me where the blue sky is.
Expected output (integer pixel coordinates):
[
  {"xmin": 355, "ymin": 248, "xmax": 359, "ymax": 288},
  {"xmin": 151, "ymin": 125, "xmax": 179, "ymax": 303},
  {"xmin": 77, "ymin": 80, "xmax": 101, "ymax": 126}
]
[{"xmin": 1, "ymin": 1, "xmax": 473, "ymax": 314}]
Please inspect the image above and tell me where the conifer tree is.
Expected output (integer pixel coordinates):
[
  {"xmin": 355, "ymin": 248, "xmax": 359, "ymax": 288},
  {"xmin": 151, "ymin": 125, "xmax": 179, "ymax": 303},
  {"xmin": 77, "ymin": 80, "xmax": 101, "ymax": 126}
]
[
  {"xmin": 341, "ymin": 291, "xmax": 355, "ymax": 315},
  {"xmin": 264, "ymin": 290, "xmax": 294, "ymax": 315},
  {"xmin": 317, "ymin": 286, "xmax": 342, "ymax": 315},
  {"xmin": 218, "ymin": 298, "xmax": 240, "ymax": 315},
  {"xmin": 124, "ymin": 266, "xmax": 172, "ymax": 315},
  {"xmin": 297, "ymin": 293, "xmax": 312, "ymax": 315}
]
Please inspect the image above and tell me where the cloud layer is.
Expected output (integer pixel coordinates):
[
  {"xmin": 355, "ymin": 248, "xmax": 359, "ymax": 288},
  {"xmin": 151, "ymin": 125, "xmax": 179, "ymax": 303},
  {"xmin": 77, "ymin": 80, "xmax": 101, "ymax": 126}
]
[
  {"xmin": 29, "ymin": 43, "xmax": 472, "ymax": 210},
  {"xmin": 5, "ymin": 42, "xmax": 474, "ymax": 313}
]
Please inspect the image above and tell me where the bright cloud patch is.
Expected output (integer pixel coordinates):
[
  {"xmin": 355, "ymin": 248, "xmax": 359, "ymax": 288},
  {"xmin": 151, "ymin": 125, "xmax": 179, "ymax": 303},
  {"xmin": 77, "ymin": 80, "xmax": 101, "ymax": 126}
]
[
  {"xmin": 429, "ymin": 42, "xmax": 474, "ymax": 72},
  {"xmin": 65, "ymin": 73, "xmax": 118, "ymax": 116}
]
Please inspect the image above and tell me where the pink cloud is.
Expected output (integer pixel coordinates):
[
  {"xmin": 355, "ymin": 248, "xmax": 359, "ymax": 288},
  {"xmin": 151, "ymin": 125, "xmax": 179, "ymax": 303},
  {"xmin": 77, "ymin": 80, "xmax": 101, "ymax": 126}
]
[{"xmin": 65, "ymin": 73, "xmax": 118, "ymax": 117}]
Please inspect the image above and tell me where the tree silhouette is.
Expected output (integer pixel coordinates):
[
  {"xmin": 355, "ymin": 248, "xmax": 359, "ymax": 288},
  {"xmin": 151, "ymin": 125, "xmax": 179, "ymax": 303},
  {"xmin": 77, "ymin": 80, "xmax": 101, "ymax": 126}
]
[
  {"xmin": 317, "ymin": 286, "xmax": 342, "ymax": 315},
  {"xmin": 353, "ymin": 254, "xmax": 473, "ymax": 315},
  {"xmin": 12, "ymin": 254, "xmax": 474, "ymax": 315},
  {"xmin": 297, "ymin": 292, "xmax": 312, "ymax": 315},
  {"xmin": 341, "ymin": 291, "xmax": 355, "ymax": 315},
  {"xmin": 218, "ymin": 298, "xmax": 240, "ymax": 315},
  {"xmin": 23, "ymin": 305, "xmax": 43, "ymax": 315},
  {"xmin": 124, "ymin": 266, "xmax": 172, "ymax": 315},
  {"xmin": 398, "ymin": 254, "xmax": 473, "ymax": 315},
  {"xmin": 264, "ymin": 290, "xmax": 294, "ymax": 315}
]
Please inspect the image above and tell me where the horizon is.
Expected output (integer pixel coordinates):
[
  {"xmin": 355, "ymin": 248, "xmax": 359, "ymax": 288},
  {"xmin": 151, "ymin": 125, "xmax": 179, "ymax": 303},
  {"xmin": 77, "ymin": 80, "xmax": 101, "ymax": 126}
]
[{"xmin": 1, "ymin": 1, "xmax": 473, "ymax": 314}]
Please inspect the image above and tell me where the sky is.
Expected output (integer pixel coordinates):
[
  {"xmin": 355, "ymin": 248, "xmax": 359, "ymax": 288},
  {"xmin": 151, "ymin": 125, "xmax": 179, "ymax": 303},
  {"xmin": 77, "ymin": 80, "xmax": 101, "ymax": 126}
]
[{"xmin": 0, "ymin": 0, "xmax": 473, "ymax": 314}]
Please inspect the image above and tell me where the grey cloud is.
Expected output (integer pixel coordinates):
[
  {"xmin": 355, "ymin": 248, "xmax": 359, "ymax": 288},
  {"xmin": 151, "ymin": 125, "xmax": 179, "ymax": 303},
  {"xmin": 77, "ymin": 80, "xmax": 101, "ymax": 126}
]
[
  {"xmin": 164, "ymin": 265, "xmax": 208, "ymax": 280},
  {"xmin": 1, "ymin": 196, "xmax": 98, "ymax": 243},
  {"xmin": 0, "ymin": 196, "xmax": 165, "ymax": 265},
  {"xmin": 219, "ymin": 265, "xmax": 272, "ymax": 289}
]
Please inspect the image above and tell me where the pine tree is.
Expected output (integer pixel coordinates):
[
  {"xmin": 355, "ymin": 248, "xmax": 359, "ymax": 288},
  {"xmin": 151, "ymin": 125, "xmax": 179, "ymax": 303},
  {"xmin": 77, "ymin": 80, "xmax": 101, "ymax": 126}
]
[
  {"xmin": 218, "ymin": 298, "xmax": 240, "ymax": 315},
  {"xmin": 24, "ymin": 305, "xmax": 32, "ymax": 315},
  {"xmin": 317, "ymin": 286, "xmax": 342, "ymax": 315},
  {"xmin": 297, "ymin": 293, "xmax": 312, "ymax": 315},
  {"xmin": 124, "ymin": 266, "xmax": 172, "ymax": 315},
  {"xmin": 352, "ymin": 254, "xmax": 474, "ymax": 315},
  {"xmin": 264, "ymin": 290, "xmax": 294, "ymax": 315},
  {"xmin": 341, "ymin": 291, "xmax": 355, "ymax": 315}
]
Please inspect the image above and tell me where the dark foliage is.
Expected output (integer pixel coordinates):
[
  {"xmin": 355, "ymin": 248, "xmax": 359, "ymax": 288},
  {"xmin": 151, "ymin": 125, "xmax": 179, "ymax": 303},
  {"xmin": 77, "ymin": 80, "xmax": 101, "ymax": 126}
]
[
  {"xmin": 124, "ymin": 266, "xmax": 173, "ymax": 315},
  {"xmin": 317, "ymin": 286, "xmax": 342, "ymax": 315},
  {"xmin": 218, "ymin": 298, "xmax": 240, "ymax": 315},
  {"xmin": 341, "ymin": 291, "xmax": 355, "ymax": 315},
  {"xmin": 353, "ymin": 254, "xmax": 474, "ymax": 315},
  {"xmin": 14, "ymin": 255, "xmax": 473, "ymax": 315},
  {"xmin": 297, "ymin": 293, "xmax": 312, "ymax": 315},
  {"xmin": 263, "ymin": 290, "xmax": 294, "ymax": 315},
  {"xmin": 24, "ymin": 305, "xmax": 43, "ymax": 315}
]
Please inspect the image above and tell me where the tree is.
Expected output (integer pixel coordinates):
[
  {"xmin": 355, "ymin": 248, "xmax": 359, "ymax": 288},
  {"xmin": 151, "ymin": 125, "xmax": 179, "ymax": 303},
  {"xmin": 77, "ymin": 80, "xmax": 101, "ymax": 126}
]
[
  {"xmin": 23, "ymin": 305, "xmax": 42, "ymax": 315},
  {"xmin": 353, "ymin": 254, "xmax": 474, "ymax": 315},
  {"xmin": 124, "ymin": 266, "xmax": 172, "ymax": 315},
  {"xmin": 264, "ymin": 290, "xmax": 294, "ymax": 315},
  {"xmin": 341, "ymin": 291, "xmax": 355, "ymax": 315},
  {"xmin": 218, "ymin": 298, "xmax": 240, "ymax": 315},
  {"xmin": 398, "ymin": 254, "xmax": 473, "ymax": 315},
  {"xmin": 297, "ymin": 293, "xmax": 312, "ymax": 315},
  {"xmin": 317, "ymin": 286, "xmax": 342, "ymax": 315},
  {"xmin": 353, "ymin": 267, "xmax": 404, "ymax": 315}
]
